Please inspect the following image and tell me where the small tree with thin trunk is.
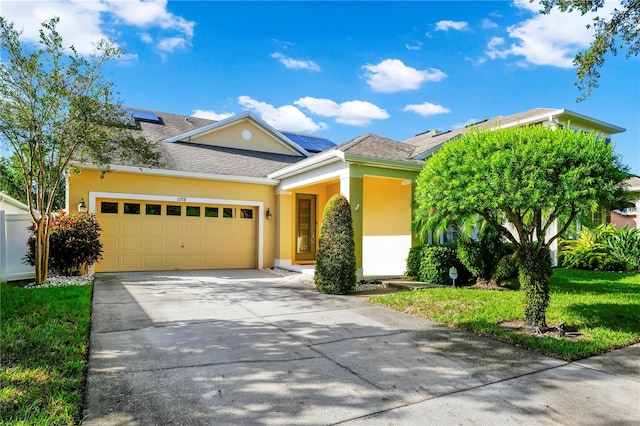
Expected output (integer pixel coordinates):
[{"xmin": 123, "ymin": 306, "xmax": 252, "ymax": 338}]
[
  {"xmin": 414, "ymin": 125, "xmax": 628, "ymax": 329},
  {"xmin": 0, "ymin": 17, "xmax": 160, "ymax": 284}
]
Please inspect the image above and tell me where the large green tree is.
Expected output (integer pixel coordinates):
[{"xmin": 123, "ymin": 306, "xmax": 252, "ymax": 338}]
[
  {"xmin": 539, "ymin": 0, "xmax": 640, "ymax": 100},
  {"xmin": 0, "ymin": 17, "xmax": 160, "ymax": 284},
  {"xmin": 414, "ymin": 125, "xmax": 628, "ymax": 328}
]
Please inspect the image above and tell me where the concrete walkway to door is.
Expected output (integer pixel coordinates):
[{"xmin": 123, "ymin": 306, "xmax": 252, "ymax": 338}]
[{"xmin": 83, "ymin": 269, "xmax": 639, "ymax": 425}]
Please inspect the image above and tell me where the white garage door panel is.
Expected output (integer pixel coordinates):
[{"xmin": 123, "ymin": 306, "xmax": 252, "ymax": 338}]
[{"xmin": 96, "ymin": 199, "xmax": 257, "ymax": 272}]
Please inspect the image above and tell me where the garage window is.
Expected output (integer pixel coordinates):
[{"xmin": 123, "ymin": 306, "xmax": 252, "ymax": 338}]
[
  {"xmin": 124, "ymin": 203, "xmax": 141, "ymax": 215},
  {"xmin": 205, "ymin": 207, "xmax": 218, "ymax": 218},
  {"xmin": 240, "ymin": 208, "xmax": 253, "ymax": 219},
  {"xmin": 223, "ymin": 208, "xmax": 234, "ymax": 218},
  {"xmin": 146, "ymin": 204, "xmax": 161, "ymax": 215},
  {"xmin": 101, "ymin": 202, "xmax": 118, "ymax": 214},
  {"xmin": 186, "ymin": 206, "xmax": 201, "ymax": 217},
  {"xmin": 166, "ymin": 205, "xmax": 182, "ymax": 216}
]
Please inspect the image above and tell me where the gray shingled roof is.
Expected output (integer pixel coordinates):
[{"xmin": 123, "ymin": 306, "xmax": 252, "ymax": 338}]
[
  {"xmin": 115, "ymin": 108, "xmax": 302, "ymax": 178},
  {"xmin": 157, "ymin": 142, "xmax": 302, "ymax": 178},
  {"xmin": 405, "ymin": 108, "xmax": 557, "ymax": 158},
  {"xmin": 334, "ymin": 133, "xmax": 423, "ymax": 164}
]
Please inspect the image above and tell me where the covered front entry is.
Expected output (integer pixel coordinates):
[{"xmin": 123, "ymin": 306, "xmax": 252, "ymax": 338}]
[
  {"xmin": 273, "ymin": 163, "xmax": 418, "ymax": 279},
  {"xmin": 95, "ymin": 197, "xmax": 257, "ymax": 272}
]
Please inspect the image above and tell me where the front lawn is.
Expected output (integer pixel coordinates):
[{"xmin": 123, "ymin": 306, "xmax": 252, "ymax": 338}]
[
  {"xmin": 368, "ymin": 268, "xmax": 640, "ymax": 361},
  {"xmin": 0, "ymin": 282, "xmax": 93, "ymax": 425}
]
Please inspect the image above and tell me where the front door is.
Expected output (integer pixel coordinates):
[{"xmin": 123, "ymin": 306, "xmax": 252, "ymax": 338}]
[{"xmin": 295, "ymin": 194, "xmax": 316, "ymax": 261}]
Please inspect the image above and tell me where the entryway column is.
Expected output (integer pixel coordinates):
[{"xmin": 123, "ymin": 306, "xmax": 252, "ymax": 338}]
[
  {"xmin": 340, "ymin": 171, "xmax": 363, "ymax": 280},
  {"xmin": 275, "ymin": 190, "xmax": 293, "ymax": 267}
]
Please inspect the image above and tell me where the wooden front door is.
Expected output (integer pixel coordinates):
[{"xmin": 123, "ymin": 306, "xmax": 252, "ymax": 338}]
[{"xmin": 295, "ymin": 194, "xmax": 316, "ymax": 261}]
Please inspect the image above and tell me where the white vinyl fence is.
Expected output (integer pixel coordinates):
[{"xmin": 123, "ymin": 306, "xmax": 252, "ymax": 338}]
[{"xmin": 0, "ymin": 211, "xmax": 35, "ymax": 282}]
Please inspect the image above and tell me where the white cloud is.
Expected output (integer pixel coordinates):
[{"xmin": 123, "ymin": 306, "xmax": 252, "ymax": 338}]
[
  {"xmin": 482, "ymin": 19, "xmax": 498, "ymax": 29},
  {"xmin": 157, "ymin": 36, "xmax": 189, "ymax": 53},
  {"xmin": 139, "ymin": 32, "xmax": 153, "ymax": 44},
  {"xmin": 1, "ymin": 0, "xmax": 194, "ymax": 56},
  {"xmin": 362, "ymin": 59, "xmax": 447, "ymax": 93},
  {"xmin": 295, "ymin": 97, "xmax": 389, "ymax": 126},
  {"xmin": 271, "ymin": 53, "xmax": 320, "ymax": 71},
  {"xmin": 486, "ymin": 0, "xmax": 623, "ymax": 68},
  {"xmin": 192, "ymin": 110, "xmax": 235, "ymax": 121},
  {"xmin": 403, "ymin": 102, "xmax": 451, "ymax": 117},
  {"xmin": 405, "ymin": 41, "xmax": 423, "ymax": 51},
  {"xmin": 238, "ymin": 96, "xmax": 327, "ymax": 133},
  {"xmin": 435, "ymin": 20, "xmax": 469, "ymax": 31}
]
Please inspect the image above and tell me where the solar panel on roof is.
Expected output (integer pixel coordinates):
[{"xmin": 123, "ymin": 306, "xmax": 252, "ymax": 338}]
[
  {"xmin": 125, "ymin": 108, "xmax": 162, "ymax": 124},
  {"xmin": 282, "ymin": 132, "xmax": 336, "ymax": 153}
]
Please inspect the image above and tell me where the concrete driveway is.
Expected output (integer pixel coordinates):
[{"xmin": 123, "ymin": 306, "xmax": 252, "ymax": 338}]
[{"xmin": 83, "ymin": 270, "xmax": 639, "ymax": 425}]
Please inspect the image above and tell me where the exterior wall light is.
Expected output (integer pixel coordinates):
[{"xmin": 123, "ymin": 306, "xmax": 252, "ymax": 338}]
[
  {"xmin": 78, "ymin": 199, "xmax": 87, "ymax": 213},
  {"xmin": 266, "ymin": 208, "xmax": 273, "ymax": 220}
]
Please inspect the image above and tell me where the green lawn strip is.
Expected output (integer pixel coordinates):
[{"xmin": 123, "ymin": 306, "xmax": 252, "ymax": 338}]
[
  {"xmin": 1, "ymin": 283, "xmax": 92, "ymax": 425},
  {"xmin": 368, "ymin": 269, "xmax": 640, "ymax": 361}
]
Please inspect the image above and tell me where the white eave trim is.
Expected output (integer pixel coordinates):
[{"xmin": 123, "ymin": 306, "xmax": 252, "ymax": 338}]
[
  {"xmin": 162, "ymin": 112, "xmax": 311, "ymax": 157},
  {"xmin": 268, "ymin": 150, "xmax": 345, "ymax": 179},
  {"xmin": 71, "ymin": 162, "xmax": 280, "ymax": 186},
  {"xmin": 499, "ymin": 108, "xmax": 625, "ymax": 134},
  {"xmin": 342, "ymin": 153, "xmax": 424, "ymax": 171}
]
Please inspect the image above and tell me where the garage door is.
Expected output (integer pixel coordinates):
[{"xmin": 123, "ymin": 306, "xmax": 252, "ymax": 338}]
[{"xmin": 96, "ymin": 198, "xmax": 257, "ymax": 272}]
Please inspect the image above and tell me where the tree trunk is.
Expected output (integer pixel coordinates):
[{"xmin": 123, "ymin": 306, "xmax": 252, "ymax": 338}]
[
  {"xmin": 34, "ymin": 217, "xmax": 50, "ymax": 285},
  {"xmin": 518, "ymin": 242, "xmax": 551, "ymax": 329}
]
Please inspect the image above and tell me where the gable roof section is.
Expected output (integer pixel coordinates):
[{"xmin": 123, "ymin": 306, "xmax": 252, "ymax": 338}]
[
  {"xmin": 407, "ymin": 108, "xmax": 625, "ymax": 160},
  {"xmin": 337, "ymin": 133, "xmax": 423, "ymax": 164},
  {"xmin": 163, "ymin": 112, "xmax": 311, "ymax": 157},
  {"xmin": 268, "ymin": 133, "xmax": 423, "ymax": 180}
]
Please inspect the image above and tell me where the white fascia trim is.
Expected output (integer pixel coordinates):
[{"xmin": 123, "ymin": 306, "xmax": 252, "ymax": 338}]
[
  {"xmin": 163, "ymin": 112, "xmax": 311, "ymax": 157},
  {"xmin": 88, "ymin": 191, "xmax": 265, "ymax": 269},
  {"xmin": 498, "ymin": 109, "xmax": 625, "ymax": 134},
  {"xmin": 72, "ymin": 162, "xmax": 280, "ymax": 186},
  {"xmin": 279, "ymin": 161, "xmax": 350, "ymax": 191},
  {"xmin": 268, "ymin": 150, "xmax": 345, "ymax": 180},
  {"xmin": 343, "ymin": 154, "xmax": 424, "ymax": 172}
]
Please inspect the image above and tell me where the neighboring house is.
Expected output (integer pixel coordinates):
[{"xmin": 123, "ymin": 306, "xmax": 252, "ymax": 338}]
[
  {"xmin": 611, "ymin": 176, "xmax": 640, "ymax": 229},
  {"xmin": 0, "ymin": 191, "xmax": 35, "ymax": 281},
  {"xmin": 67, "ymin": 107, "xmax": 625, "ymax": 279}
]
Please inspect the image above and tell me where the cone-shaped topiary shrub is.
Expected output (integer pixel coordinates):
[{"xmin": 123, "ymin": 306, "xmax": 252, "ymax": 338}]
[{"xmin": 315, "ymin": 194, "xmax": 356, "ymax": 294}]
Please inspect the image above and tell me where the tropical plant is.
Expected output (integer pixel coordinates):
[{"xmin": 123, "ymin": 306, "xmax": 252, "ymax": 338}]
[
  {"xmin": 314, "ymin": 194, "xmax": 357, "ymax": 294},
  {"xmin": 560, "ymin": 224, "xmax": 640, "ymax": 272},
  {"xmin": 414, "ymin": 125, "xmax": 628, "ymax": 328},
  {"xmin": 25, "ymin": 211, "xmax": 103, "ymax": 276}
]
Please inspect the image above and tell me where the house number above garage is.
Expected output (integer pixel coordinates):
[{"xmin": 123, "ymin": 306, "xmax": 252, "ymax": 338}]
[{"xmin": 177, "ymin": 197, "xmax": 187, "ymax": 202}]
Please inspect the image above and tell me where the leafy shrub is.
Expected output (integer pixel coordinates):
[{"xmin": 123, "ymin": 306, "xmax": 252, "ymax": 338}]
[
  {"xmin": 456, "ymin": 228, "xmax": 518, "ymax": 284},
  {"xmin": 417, "ymin": 245, "xmax": 470, "ymax": 285},
  {"xmin": 494, "ymin": 247, "xmax": 518, "ymax": 281},
  {"xmin": 314, "ymin": 194, "xmax": 357, "ymax": 294},
  {"xmin": 405, "ymin": 245, "xmax": 426, "ymax": 278},
  {"xmin": 558, "ymin": 224, "xmax": 631, "ymax": 271},
  {"xmin": 25, "ymin": 211, "xmax": 103, "ymax": 276}
]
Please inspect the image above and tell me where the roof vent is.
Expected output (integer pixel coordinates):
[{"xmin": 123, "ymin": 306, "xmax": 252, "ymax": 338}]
[{"xmin": 185, "ymin": 117, "xmax": 192, "ymax": 123}]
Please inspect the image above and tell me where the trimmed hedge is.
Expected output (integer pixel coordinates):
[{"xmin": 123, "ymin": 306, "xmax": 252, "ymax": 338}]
[
  {"xmin": 314, "ymin": 194, "xmax": 357, "ymax": 294},
  {"xmin": 407, "ymin": 244, "xmax": 470, "ymax": 285}
]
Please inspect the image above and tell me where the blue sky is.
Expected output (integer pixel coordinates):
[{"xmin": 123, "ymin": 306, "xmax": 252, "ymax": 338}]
[{"xmin": 3, "ymin": 0, "xmax": 639, "ymax": 174}]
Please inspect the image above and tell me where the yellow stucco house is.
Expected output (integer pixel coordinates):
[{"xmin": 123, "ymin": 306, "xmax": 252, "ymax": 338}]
[{"xmin": 67, "ymin": 107, "xmax": 624, "ymax": 278}]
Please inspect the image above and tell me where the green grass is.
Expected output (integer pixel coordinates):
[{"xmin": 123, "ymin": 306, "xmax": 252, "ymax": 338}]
[
  {"xmin": 1, "ymin": 282, "xmax": 93, "ymax": 425},
  {"xmin": 369, "ymin": 268, "xmax": 640, "ymax": 361}
]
